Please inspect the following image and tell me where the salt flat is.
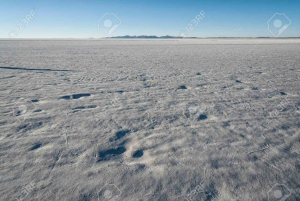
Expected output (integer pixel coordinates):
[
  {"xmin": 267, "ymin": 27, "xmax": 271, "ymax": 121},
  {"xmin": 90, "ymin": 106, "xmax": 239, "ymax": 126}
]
[{"xmin": 0, "ymin": 39, "xmax": 300, "ymax": 201}]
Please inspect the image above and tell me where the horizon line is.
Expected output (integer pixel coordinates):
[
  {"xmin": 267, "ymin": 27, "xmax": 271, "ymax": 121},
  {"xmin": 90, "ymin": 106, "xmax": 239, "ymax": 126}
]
[{"xmin": 1, "ymin": 37, "xmax": 300, "ymax": 40}]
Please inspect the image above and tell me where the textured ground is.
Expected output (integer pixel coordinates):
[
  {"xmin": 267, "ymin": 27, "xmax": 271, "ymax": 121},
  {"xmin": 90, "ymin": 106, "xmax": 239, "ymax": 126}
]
[{"xmin": 0, "ymin": 39, "xmax": 300, "ymax": 201}]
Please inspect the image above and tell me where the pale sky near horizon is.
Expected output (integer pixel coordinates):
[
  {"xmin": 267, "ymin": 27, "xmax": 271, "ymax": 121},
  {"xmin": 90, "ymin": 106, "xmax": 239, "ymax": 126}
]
[{"xmin": 0, "ymin": 0, "xmax": 299, "ymax": 38}]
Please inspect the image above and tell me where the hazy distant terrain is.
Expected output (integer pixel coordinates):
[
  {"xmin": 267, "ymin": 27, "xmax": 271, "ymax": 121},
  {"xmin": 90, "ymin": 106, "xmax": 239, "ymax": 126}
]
[{"xmin": 0, "ymin": 39, "xmax": 300, "ymax": 201}]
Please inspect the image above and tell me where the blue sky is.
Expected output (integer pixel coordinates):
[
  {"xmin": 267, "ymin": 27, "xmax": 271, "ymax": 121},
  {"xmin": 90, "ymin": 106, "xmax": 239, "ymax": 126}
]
[{"xmin": 0, "ymin": 0, "xmax": 299, "ymax": 38}]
